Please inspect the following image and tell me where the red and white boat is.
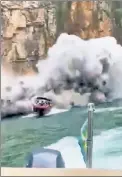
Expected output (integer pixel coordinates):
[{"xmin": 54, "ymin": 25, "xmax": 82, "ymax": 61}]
[{"xmin": 32, "ymin": 97, "xmax": 53, "ymax": 116}]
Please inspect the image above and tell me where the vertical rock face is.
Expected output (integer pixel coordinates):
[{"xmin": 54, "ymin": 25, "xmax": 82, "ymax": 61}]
[
  {"xmin": 65, "ymin": 1, "xmax": 112, "ymax": 38},
  {"xmin": 1, "ymin": 1, "xmax": 57, "ymax": 75},
  {"xmin": 1, "ymin": 1, "xmax": 113, "ymax": 75}
]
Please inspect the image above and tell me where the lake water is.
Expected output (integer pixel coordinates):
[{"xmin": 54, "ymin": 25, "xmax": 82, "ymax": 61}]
[{"xmin": 1, "ymin": 100, "xmax": 122, "ymax": 169}]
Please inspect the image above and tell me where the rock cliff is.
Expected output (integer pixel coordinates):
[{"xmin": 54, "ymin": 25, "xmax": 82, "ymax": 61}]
[
  {"xmin": 65, "ymin": 1, "xmax": 112, "ymax": 38},
  {"xmin": 1, "ymin": 1, "xmax": 115, "ymax": 75},
  {"xmin": 1, "ymin": 1, "xmax": 57, "ymax": 75}
]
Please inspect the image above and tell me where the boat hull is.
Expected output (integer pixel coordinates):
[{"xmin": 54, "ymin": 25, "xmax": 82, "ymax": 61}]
[{"xmin": 33, "ymin": 105, "xmax": 52, "ymax": 117}]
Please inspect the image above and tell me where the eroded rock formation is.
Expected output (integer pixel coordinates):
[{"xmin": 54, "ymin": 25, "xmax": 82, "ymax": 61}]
[
  {"xmin": 1, "ymin": 1, "xmax": 57, "ymax": 75},
  {"xmin": 1, "ymin": 1, "xmax": 113, "ymax": 75}
]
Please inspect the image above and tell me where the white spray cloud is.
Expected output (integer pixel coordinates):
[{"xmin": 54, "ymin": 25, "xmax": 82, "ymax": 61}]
[{"xmin": 1, "ymin": 33, "xmax": 122, "ymax": 118}]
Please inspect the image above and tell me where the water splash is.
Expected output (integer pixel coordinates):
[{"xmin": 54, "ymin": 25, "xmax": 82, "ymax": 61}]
[{"xmin": 1, "ymin": 33, "xmax": 122, "ymax": 118}]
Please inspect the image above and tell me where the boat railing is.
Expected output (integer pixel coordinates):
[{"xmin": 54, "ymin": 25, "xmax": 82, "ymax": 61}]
[{"xmin": 80, "ymin": 103, "xmax": 95, "ymax": 168}]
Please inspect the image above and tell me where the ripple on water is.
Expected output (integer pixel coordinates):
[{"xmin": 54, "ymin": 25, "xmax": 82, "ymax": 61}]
[{"xmin": 1, "ymin": 104, "xmax": 122, "ymax": 169}]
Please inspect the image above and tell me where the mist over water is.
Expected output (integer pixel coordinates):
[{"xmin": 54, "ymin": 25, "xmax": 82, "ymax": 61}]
[{"xmin": 1, "ymin": 33, "xmax": 122, "ymax": 118}]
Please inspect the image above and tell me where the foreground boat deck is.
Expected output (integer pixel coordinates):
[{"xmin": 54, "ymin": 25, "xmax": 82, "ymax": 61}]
[{"xmin": 1, "ymin": 168, "xmax": 122, "ymax": 176}]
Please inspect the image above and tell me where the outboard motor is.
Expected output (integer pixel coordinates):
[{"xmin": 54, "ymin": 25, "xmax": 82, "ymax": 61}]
[{"xmin": 25, "ymin": 148, "xmax": 65, "ymax": 168}]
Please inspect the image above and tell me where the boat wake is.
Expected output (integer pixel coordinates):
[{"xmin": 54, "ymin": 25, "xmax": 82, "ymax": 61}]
[
  {"xmin": 21, "ymin": 107, "xmax": 70, "ymax": 119},
  {"xmin": 93, "ymin": 127, "xmax": 122, "ymax": 170},
  {"xmin": 46, "ymin": 136, "xmax": 86, "ymax": 168},
  {"xmin": 45, "ymin": 127, "xmax": 122, "ymax": 169},
  {"xmin": 45, "ymin": 107, "xmax": 70, "ymax": 116}
]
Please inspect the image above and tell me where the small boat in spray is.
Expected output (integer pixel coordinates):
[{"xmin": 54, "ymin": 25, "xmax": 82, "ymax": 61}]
[{"xmin": 32, "ymin": 97, "xmax": 53, "ymax": 117}]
